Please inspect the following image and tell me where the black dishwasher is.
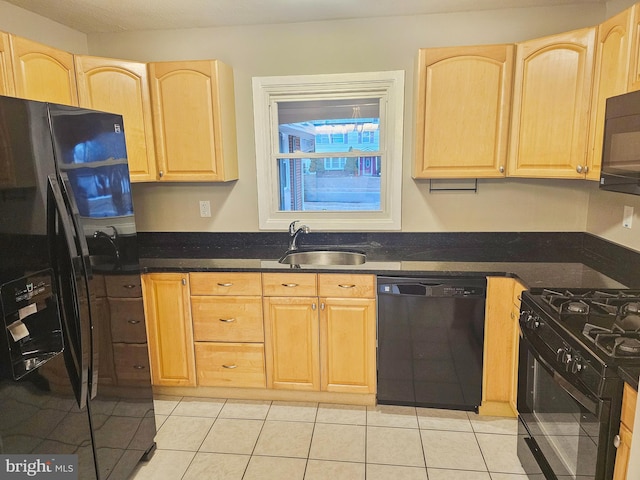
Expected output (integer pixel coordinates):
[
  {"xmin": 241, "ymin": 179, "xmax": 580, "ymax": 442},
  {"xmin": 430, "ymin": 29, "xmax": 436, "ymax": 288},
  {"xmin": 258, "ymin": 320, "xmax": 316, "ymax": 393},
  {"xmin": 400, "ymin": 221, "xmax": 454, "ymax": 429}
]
[{"xmin": 377, "ymin": 276, "xmax": 486, "ymax": 411}]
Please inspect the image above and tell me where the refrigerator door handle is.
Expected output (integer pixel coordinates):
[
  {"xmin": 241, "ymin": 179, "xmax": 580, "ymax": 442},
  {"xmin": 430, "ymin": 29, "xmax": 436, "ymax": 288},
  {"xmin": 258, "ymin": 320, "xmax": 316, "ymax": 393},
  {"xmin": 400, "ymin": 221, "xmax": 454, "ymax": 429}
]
[
  {"xmin": 59, "ymin": 172, "xmax": 92, "ymax": 278},
  {"xmin": 47, "ymin": 175, "xmax": 90, "ymax": 409},
  {"xmin": 58, "ymin": 173, "xmax": 100, "ymax": 400}
]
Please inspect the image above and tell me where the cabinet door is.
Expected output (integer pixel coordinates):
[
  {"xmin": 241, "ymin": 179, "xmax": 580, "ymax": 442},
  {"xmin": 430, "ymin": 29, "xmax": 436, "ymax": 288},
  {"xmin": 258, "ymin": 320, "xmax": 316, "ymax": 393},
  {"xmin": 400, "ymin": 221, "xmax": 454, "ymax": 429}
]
[
  {"xmin": 148, "ymin": 60, "xmax": 238, "ymax": 182},
  {"xmin": 75, "ymin": 55, "xmax": 157, "ymax": 182},
  {"xmin": 414, "ymin": 44, "xmax": 514, "ymax": 179},
  {"xmin": 263, "ymin": 297, "xmax": 320, "ymax": 391},
  {"xmin": 628, "ymin": 4, "xmax": 640, "ymax": 91},
  {"xmin": 0, "ymin": 32, "xmax": 15, "ymax": 96},
  {"xmin": 141, "ymin": 273, "xmax": 196, "ymax": 386},
  {"xmin": 510, "ymin": 280, "xmax": 526, "ymax": 414},
  {"xmin": 613, "ymin": 423, "xmax": 633, "ymax": 480},
  {"xmin": 9, "ymin": 35, "xmax": 77, "ymax": 105},
  {"xmin": 479, "ymin": 277, "xmax": 519, "ymax": 417},
  {"xmin": 588, "ymin": 7, "xmax": 635, "ymax": 181},
  {"xmin": 320, "ymin": 297, "xmax": 376, "ymax": 394},
  {"xmin": 508, "ymin": 27, "xmax": 595, "ymax": 178}
]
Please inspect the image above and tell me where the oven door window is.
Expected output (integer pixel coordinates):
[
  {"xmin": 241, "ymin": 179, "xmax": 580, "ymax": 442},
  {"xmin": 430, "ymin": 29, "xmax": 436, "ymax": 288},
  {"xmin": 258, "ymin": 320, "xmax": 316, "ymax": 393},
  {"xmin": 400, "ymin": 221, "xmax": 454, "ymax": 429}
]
[{"xmin": 519, "ymin": 345, "xmax": 601, "ymax": 478}]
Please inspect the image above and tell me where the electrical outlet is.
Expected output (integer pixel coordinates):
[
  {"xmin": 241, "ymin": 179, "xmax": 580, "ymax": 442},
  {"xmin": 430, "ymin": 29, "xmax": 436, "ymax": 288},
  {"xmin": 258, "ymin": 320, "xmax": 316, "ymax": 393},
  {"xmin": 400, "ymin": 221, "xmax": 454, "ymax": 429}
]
[
  {"xmin": 199, "ymin": 200, "xmax": 211, "ymax": 218},
  {"xmin": 623, "ymin": 205, "xmax": 633, "ymax": 229}
]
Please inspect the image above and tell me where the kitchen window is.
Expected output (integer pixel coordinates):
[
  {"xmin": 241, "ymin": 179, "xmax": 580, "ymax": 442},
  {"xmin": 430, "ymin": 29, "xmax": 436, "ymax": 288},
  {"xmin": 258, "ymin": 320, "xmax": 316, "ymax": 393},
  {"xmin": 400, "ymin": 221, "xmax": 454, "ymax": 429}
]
[{"xmin": 252, "ymin": 71, "xmax": 404, "ymax": 231}]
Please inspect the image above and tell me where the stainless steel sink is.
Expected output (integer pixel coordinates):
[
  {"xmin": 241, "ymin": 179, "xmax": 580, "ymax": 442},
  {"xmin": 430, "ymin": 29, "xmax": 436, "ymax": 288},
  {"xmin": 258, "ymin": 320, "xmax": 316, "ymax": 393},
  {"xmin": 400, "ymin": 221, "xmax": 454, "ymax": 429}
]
[{"xmin": 278, "ymin": 249, "xmax": 366, "ymax": 266}]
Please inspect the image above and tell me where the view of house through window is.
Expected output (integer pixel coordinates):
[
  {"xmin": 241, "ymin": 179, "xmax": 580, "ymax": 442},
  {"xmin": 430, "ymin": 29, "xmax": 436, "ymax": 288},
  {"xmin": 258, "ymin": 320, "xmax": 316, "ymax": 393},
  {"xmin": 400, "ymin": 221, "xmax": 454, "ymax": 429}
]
[
  {"xmin": 276, "ymin": 98, "xmax": 381, "ymax": 212},
  {"xmin": 253, "ymin": 71, "xmax": 403, "ymax": 231}
]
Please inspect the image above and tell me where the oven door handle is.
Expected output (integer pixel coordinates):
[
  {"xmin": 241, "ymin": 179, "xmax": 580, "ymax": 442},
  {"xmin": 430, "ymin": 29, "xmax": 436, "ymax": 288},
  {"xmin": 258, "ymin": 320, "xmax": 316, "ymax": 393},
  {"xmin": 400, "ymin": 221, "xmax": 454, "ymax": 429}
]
[{"xmin": 521, "ymin": 334, "xmax": 599, "ymax": 415}]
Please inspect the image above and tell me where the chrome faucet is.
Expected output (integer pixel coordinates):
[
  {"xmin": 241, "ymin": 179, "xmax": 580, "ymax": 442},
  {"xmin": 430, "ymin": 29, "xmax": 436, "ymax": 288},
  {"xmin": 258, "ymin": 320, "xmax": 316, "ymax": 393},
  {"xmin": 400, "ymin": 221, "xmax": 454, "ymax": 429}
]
[
  {"xmin": 288, "ymin": 220, "xmax": 309, "ymax": 251},
  {"xmin": 93, "ymin": 225, "xmax": 120, "ymax": 262}
]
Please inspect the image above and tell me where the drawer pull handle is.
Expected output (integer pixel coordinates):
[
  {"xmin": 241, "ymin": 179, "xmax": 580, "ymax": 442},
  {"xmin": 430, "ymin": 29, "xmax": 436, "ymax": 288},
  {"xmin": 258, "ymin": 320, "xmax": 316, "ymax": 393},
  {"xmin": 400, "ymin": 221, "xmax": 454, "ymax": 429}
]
[
  {"xmin": 133, "ymin": 365, "xmax": 145, "ymax": 370},
  {"xmin": 218, "ymin": 282, "xmax": 233, "ymax": 287},
  {"xmin": 219, "ymin": 318, "xmax": 236, "ymax": 323},
  {"xmin": 123, "ymin": 284, "xmax": 136, "ymax": 289},
  {"xmin": 222, "ymin": 364, "xmax": 238, "ymax": 369},
  {"xmin": 338, "ymin": 284, "xmax": 356, "ymax": 289},
  {"xmin": 128, "ymin": 319, "xmax": 141, "ymax": 325},
  {"xmin": 282, "ymin": 283, "xmax": 298, "ymax": 288}
]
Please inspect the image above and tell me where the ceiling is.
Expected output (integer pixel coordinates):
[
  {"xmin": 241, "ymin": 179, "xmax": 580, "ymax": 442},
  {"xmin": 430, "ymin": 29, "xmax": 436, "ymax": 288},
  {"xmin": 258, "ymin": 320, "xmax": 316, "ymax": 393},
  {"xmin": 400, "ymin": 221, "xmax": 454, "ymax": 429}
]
[{"xmin": 3, "ymin": 0, "xmax": 605, "ymax": 34}]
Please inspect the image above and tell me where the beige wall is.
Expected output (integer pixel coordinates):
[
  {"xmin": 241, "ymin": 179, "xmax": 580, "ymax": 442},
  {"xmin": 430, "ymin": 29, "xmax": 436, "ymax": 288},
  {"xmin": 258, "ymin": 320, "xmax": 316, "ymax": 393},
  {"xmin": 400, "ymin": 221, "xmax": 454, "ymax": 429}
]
[{"xmin": 0, "ymin": 1, "xmax": 86, "ymax": 52}]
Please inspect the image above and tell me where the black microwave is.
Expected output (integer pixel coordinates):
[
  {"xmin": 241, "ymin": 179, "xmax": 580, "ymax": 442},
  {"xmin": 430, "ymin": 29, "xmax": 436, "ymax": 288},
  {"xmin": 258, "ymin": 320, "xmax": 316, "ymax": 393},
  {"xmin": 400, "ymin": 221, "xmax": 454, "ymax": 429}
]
[{"xmin": 600, "ymin": 89, "xmax": 640, "ymax": 195}]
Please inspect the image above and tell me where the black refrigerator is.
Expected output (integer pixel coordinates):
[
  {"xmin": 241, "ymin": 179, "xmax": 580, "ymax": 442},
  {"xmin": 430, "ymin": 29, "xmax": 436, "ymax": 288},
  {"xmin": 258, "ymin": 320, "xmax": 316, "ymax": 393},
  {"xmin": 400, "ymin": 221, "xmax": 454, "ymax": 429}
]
[{"xmin": 0, "ymin": 95, "xmax": 156, "ymax": 479}]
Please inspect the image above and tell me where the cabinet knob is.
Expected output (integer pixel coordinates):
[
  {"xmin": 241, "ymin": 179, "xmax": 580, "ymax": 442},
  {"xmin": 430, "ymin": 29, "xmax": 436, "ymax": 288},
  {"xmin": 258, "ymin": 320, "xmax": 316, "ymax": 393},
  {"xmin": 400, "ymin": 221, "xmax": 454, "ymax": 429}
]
[
  {"xmin": 219, "ymin": 318, "xmax": 235, "ymax": 323},
  {"xmin": 133, "ymin": 365, "xmax": 145, "ymax": 370},
  {"xmin": 282, "ymin": 283, "xmax": 299, "ymax": 288},
  {"xmin": 127, "ymin": 319, "xmax": 141, "ymax": 325},
  {"xmin": 123, "ymin": 284, "xmax": 136, "ymax": 289},
  {"xmin": 576, "ymin": 165, "xmax": 583, "ymax": 173},
  {"xmin": 217, "ymin": 282, "xmax": 233, "ymax": 287},
  {"xmin": 182, "ymin": 278, "xmax": 187, "ymax": 286},
  {"xmin": 222, "ymin": 364, "xmax": 238, "ymax": 369},
  {"xmin": 338, "ymin": 284, "xmax": 356, "ymax": 289},
  {"xmin": 584, "ymin": 165, "xmax": 589, "ymax": 173},
  {"xmin": 159, "ymin": 170, "xmax": 164, "ymax": 177},
  {"xmin": 499, "ymin": 165, "xmax": 505, "ymax": 173},
  {"xmin": 614, "ymin": 434, "xmax": 621, "ymax": 448}
]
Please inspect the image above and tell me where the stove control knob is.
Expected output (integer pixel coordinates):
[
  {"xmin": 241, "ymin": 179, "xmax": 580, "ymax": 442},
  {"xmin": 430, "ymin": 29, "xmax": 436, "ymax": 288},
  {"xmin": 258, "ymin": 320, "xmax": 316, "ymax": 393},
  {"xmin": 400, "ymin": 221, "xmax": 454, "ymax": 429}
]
[
  {"xmin": 556, "ymin": 348, "xmax": 572, "ymax": 365},
  {"xmin": 522, "ymin": 312, "xmax": 541, "ymax": 329},
  {"xmin": 571, "ymin": 355, "xmax": 583, "ymax": 374}
]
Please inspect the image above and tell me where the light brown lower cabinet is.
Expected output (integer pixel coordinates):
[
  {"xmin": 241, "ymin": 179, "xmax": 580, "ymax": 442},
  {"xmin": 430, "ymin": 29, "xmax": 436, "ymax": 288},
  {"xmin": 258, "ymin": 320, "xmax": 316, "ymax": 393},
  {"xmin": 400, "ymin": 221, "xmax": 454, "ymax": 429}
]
[
  {"xmin": 141, "ymin": 273, "xmax": 196, "ymax": 386},
  {"xmin": 613, "ymin": 383, "xmax": 637, "ymax": 479},
  {"xmin": 190, "ymin": 272, "xmax": 266, "ymax": 388},
  {"xmin": 479, "ymin": 276, "xmax": 525, "ymax": 417},
  {"xmin": 263, "ymin": 273, "xmax": 376, "ymax": 394}
]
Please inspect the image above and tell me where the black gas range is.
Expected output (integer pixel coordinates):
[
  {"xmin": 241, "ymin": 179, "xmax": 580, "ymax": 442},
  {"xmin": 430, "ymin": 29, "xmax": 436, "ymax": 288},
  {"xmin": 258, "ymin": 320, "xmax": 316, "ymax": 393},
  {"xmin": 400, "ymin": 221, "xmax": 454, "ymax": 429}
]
[{"xmin": 517, "ymin": 288, "xmax": 640, "ymax": 479}]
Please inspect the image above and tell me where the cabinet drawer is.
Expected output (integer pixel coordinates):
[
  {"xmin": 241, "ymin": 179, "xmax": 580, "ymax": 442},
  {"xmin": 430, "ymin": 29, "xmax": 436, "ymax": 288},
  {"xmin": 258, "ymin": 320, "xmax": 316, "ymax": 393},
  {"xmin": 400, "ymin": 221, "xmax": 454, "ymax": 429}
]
[
  {"xmin": 109, "ymin": 297, "xmax": 147, "ymax": 343},
  {"xmin": 112, "ymin": 343, "xmax": 151, "ymax": 385},
  {"xmin": 192, "ymin": 296, "xmax": 263, "ymax": 342},
  {"xmin": 195, "ymin": 342, "xmax": 265, "ymax": 388},
  {"xmin": 262, "ymin": 273, "xmax": 317, "ymax": 296},
  {"xmin": 190, "ymin": 272, "xmax": 262, "ymax": 296},
  {"xmin": 318, "ymin": 274, "xmax": 375, "ymax": 298},
  {"xmin": 105, "ymin": 274, "xmax": 142, "ymax": 298}
]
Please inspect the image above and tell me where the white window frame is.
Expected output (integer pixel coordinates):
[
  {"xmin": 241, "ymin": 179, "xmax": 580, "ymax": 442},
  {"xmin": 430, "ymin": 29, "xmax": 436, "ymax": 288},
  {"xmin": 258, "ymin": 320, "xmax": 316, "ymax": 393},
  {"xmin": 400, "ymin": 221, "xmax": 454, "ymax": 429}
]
[{"xmin": 252, "ymin": 71, "xmax": 404, "ymax": 231}]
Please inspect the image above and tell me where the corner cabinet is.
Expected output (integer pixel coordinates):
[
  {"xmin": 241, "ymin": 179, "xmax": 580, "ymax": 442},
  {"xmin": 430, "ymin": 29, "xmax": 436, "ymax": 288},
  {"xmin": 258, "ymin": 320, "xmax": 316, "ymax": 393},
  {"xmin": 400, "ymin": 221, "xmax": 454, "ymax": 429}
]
[
  {"xmin": 480, "ymin": 276, "xmax": 526, "ymax": 417},
  {"xmin": 414, "ymin": 44, "xmax": 514, "ymax": 179},
  {"xmin": 141, "ymin": 273, "xmax": 196, "ymax": 386},
  {"xmin": 508, "ymin": 27, "xmax": 596, "ymax": 179},
  {"xmin": 148, "ymin": 60, "xmax": 238, "ymax": 182},
  {"xmin": 9, "ymin": 35, "xmax": 78, "ymax": 105},
  {"xmin": 75, "ymin": 55, "xmax": 157, "ymax": 182}
]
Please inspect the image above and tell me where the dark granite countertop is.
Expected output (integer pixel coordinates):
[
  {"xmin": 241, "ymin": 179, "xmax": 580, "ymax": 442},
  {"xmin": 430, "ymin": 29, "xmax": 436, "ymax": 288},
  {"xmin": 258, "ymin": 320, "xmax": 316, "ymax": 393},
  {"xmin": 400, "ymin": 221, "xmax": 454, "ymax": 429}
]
[
  {"xmin": 138, "ymin": 231, "xmax": 635, "ymax": 289},
  {"xmin": 139, "ymin": 257, "xmax": 626, "ymax": 290}
]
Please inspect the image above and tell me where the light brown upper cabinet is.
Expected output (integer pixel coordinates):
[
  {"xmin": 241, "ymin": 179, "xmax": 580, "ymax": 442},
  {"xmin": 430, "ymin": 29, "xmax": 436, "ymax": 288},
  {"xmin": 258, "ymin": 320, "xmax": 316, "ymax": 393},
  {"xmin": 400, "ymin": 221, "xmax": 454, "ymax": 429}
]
[
  {"xmin": 508, "ymin": 27, "xmax": 596, "ymax": 178},
  {"xmin": 9, "ymin": 35, "xmax": 77, "ymax": 106},
  {"xmin": 414, "ymin": 45, "xmax": 514, "ymax": 179},
  {"xmin": 148, "ymin": 60, "xmax": 238, "ymax": 182},
  {"xmin": 0, "ymin": 33, "xmax": 15, "ymax": 97},
  {"xmin": 587, "ymin": 6, "xmax": 636, "ymax": 181},
  {"xmin": 628, "ymin": 5, "xmax": 640, "ymax": 91},
  {"xmin": 75, "ymin": 55, "xmax": 157, "ymax": 182}
]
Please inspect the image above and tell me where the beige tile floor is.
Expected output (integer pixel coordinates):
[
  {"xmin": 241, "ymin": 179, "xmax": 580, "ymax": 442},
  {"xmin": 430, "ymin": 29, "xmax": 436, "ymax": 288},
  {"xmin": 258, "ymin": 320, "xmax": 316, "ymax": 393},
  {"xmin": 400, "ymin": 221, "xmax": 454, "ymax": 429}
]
[{"xmin": 131, "ymin": 396, "xmax": 528, "ymax": 480}]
